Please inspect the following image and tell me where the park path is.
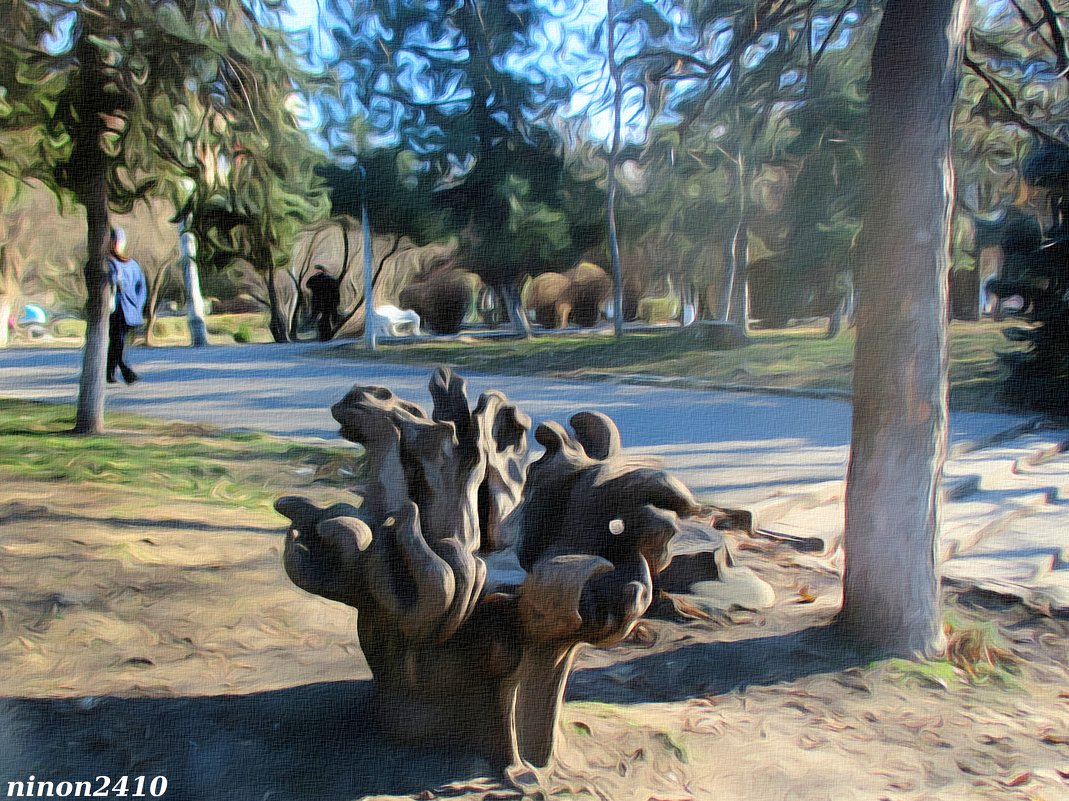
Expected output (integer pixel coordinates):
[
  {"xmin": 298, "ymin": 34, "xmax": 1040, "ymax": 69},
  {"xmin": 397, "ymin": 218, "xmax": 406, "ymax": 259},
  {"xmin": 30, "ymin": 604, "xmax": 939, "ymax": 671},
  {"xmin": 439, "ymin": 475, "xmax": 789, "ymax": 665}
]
[{"xmin": 1, "ymin": 341, "xmax": 1067, "ymax": 611}]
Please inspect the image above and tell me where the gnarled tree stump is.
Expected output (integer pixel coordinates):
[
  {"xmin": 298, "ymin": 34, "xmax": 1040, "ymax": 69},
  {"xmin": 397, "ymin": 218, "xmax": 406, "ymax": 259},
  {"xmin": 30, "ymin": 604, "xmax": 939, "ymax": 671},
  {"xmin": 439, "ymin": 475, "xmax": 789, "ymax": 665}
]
[{"xmin": 276, "ymin": 369, "xmax": 701, "ymax": 769}]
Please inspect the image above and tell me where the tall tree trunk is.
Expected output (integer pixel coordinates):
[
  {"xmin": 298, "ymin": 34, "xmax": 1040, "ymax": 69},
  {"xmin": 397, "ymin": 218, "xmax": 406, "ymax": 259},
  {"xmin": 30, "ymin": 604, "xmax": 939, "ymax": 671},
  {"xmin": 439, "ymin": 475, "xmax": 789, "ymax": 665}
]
[
  {"xmin": 330, "ymin": 217, "xmax": 353, "ymax": 341},
  {"xmin": 289, "ymin": 289, "xmax": 304, "ymax": 341},
  {"xmin": 500, "ymin": 280, "xmax": 531, "ymax": 338},
  {"xmin": 606, "ymin": 0, "xmax": 625, "ymax": 338},
  {"xmin": 361, "ymin": 195, "xmax": 377, "ymax": 351},
  {"xmin": 178, "ymin": 218, "xmax": 209, "ymax": 347},
  {"xmin": 721, "ymin": 152, "xmax": 750, "ymax": 333},
  {"xmin": 264, "ymin": 261, "xmax": 290, "ymax": 343},
  {"xmin": 0, "ymin": 299, "xmax": 11, "ymax": 348},
  {"xmin": 0, "ymin": 245, "xmax": 14, "ymax": 348},
  {"xmin": 838, "ymin": 0, "xmax": 969, "ymax": 658},
  {"xmin": 336, "ymin": 217, "xmax": 353, "ymax": 286},
  {"xmin": 74, "ymin": 166, "xmax": 113, "ymax": 435},
  {"xmin": 143, "ymin": 264, "xmax": 169, "ymax": 346}
]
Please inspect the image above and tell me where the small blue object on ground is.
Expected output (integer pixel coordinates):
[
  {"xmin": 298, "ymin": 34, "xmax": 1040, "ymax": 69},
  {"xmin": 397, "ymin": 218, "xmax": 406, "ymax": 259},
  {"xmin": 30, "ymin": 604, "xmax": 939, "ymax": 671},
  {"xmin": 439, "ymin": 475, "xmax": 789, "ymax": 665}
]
[{"xmin": 18, "ymin": 304, "xmax": 47, "ymax": 325}]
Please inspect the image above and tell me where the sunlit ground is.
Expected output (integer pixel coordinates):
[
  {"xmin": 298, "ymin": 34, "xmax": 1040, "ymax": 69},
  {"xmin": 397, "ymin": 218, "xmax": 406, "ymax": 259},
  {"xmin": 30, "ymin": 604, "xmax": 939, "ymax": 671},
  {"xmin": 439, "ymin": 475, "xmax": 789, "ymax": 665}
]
[
  {"xmin": 0, "ymin": 399, "xmax": 1066, "ymax": 801},
  {"xmin": 333, "ymin": 319, "xmax": 1025, "ymax": 412}
]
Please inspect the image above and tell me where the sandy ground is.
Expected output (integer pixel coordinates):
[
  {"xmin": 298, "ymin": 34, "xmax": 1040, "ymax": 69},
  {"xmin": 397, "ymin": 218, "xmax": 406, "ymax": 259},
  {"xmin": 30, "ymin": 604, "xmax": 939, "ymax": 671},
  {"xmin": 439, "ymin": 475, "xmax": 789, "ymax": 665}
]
[{"xmin": 1, "ymin": 476, "xmax": 1068, "ymax": 801}]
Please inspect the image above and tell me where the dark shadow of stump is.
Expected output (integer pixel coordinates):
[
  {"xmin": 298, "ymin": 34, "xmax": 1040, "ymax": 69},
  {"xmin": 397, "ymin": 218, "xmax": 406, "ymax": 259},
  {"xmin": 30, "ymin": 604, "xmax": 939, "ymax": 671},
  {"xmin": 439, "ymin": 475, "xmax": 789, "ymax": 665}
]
[
  {"xmin": 0, "ymin": 681, "xmax": 498, "ymax": 801},
  {"xmin": 566, "ymin": 624, "xmax": 869, "ymax": 705}
]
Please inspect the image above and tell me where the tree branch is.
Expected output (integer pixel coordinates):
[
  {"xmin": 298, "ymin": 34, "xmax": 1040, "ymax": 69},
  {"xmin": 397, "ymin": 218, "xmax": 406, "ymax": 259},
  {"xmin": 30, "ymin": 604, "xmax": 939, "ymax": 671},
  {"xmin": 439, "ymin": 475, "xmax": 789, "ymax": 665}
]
[
  {"xmin": 1011, "ymin": 0, "xmax": 1045, "ymax": 36},
  {"xmin": 810, "ymin": 2, "xmax": 852, "ymax": 68},
  {"xmin": 964, "ymin": 48, "xmax": 1069, "ymax": 146},
  {"xmin": 336, "ymin": 233, "xmax": 400, "ymax": 331},
  {"xmin": 1033, "ymin": 0, "xmax": 1069, "ymax": 75},
  {"xmin": 620, "ymin": 49, "xmax": 718, "ymax": 74}
]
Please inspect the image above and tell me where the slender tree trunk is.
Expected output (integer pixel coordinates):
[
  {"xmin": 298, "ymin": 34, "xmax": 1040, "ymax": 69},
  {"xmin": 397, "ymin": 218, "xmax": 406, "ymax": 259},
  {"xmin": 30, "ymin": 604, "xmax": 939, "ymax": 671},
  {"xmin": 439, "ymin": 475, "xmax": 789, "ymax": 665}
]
[
  {"xmin": 362, "ymin": 196, "xmax": 376, "ymax": 351},
  {"xmin": 0, "ymin": 299, "xmax": 11, "ymax": 348},
  {"xmin": 500, "ymin": 280, "xmax": 531, "ymax": 338},
  {"xmin": 264, "ymin": 260, "xmax": 291, "ymax": 343},
  {"xmin": 826, "ymin": 296, "xmax": 846, "ymax": 339},
  {"xmin": 289, "ymin": 289, "xmax": 304, "ymax": 341},
  {"xmin": 329, "ymin": 217, "xmax": 353, "ymax": 341},
  {"xmin": 729, "ymin": 235, "xmax": 749, "ymax": 329},
  {"xmin": 838, "ymin": 0, "xmax": 969, "ymax": 658},
  {"xmin": 606, "ymin": 0, "xmax": 625, "ymax": 338},
  {"xmin": 336, "ymin": 217, "xmax": 353, "ymax": 286},
  {"xmin": 143, "ymin": 265, "xmax": 168, "ymax": 346},
  {"xmin": 0, "ymin": 245, "xmax": 14, "ymax": 348},
  {"xmin": 178, "ymin": 219, "xmax": 209, "ymax": 347},
  {"xmin": 722, "ymin": 151, "xmax": 750, "ymax": 333},
  {"xmin": 74, "ymin": 166, "xmax": 113, "ymax": 435}
]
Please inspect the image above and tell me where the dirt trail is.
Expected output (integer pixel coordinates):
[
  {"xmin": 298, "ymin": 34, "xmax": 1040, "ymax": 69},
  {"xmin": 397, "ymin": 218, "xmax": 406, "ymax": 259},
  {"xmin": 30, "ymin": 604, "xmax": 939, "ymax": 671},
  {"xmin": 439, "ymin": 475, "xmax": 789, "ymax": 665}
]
[{"xmin": 1, "ymin": 478, "xmax": 1067, "ymax": 801}]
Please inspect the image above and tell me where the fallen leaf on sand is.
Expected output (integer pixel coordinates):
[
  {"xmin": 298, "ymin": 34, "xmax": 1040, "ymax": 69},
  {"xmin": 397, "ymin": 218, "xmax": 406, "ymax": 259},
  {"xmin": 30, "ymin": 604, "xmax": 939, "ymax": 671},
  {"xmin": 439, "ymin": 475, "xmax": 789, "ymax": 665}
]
[
  {"xmin": 667, "ymin": 595, "xmax": 713, "ymax": 620},
  {"xmin": 1002, "ymin": 772, "xmax": 1031, "ymax": 787}
]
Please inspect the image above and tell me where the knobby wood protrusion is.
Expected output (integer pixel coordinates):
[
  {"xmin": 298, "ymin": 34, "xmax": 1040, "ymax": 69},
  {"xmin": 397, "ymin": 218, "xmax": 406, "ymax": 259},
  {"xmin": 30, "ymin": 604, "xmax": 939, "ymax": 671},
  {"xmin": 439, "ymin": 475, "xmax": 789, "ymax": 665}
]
[{"xmin": 276, "ymin": 368, "xmax": 702, "ymax": 769}]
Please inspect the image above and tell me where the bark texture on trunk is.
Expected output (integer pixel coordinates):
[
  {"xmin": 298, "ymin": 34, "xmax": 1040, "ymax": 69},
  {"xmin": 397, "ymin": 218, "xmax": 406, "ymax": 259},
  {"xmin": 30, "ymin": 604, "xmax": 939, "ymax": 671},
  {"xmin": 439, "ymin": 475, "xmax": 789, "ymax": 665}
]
[
  {"xmin": 264, "ymin": 260, "xmax": 291, "ymax": 343},
  {"xmin": 501, "ymin": 281, "xmax": 531, "ymax": 338},
  {"xmin": 179, "ymin": 222, "xmax": 209, "ymax": 347},
  {"xmin": 361, "ymin": 198, "xmax": 377, "ymax": 351},
  {"xmin": 0, "ymin": 297, "xmax": 11, "ymax": 348},
  {"xmin": 606, "ymin": 0, "xmax": 625, "ymax": 339},
  {"xmin": 722, "ymin": 156, "xmax": 751, "ymax": 333},
  {"xmin": 74, "ymin": 167, "xmax": 113, "ymax": 435},
  {"xmin": 0, "ymin": 244, "xmax": 14, "ymax": 349},
  {"xmin": 839, "ymin": 0, "xmax": 969, "ymax": 658}
]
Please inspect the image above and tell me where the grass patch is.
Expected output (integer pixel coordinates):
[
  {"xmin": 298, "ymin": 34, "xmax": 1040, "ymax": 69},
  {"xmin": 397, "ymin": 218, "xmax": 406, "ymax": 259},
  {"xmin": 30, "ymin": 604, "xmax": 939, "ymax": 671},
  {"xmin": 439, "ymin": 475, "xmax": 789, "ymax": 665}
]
[
  {"xmin": 52, "ymin": 317, "xmax": 87, "ymax": 339},
  {"xmin": 202, "ymin": 312, "xmax": 273, "ymax": 344},
  {"xmin": 26, "ymin": 312, "xmax": 274, "ymax": 346},
  {"xmin": 943, "ymin": 611, "xmax": 1020, "ymax": 683},
  {"xmin": 880, "ymin": 611, "xmax": 1021, "ymax": 690},
  {"xmin": 330, "ymin": 320, "xmax": 1024, "ymax": 412},
  {"xmin": 0, "ymin": 398, "xmax": 362, "ymax": 514},
  {"xmin": 155, "ymin": 312, "xmax": 273, "ymax": 345}
]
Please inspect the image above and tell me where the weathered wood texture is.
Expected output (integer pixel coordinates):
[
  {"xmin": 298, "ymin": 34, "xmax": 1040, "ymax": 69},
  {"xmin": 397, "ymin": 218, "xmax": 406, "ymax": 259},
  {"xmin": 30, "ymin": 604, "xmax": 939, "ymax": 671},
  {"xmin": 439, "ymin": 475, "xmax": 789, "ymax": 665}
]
[{"xmin": 276, "ymin": 369, "xmax": 701, "ymax": 768}]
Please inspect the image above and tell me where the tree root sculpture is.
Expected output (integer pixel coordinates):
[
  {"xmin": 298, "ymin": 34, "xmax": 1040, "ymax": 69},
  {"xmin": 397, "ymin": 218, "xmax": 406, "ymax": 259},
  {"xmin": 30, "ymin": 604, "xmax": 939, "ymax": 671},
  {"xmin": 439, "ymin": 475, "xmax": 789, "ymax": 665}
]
[{"xmin": 276, "ymin": 368, "xmax": 701, "ymax": 769}]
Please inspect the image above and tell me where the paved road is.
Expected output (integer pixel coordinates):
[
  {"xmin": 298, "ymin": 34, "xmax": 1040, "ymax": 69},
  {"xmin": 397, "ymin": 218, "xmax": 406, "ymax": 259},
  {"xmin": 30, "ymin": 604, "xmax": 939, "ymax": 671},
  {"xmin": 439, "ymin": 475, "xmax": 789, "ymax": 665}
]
[{"xmin": 0, "ymin": 342, "xmax": 1030, "ymax": 508}]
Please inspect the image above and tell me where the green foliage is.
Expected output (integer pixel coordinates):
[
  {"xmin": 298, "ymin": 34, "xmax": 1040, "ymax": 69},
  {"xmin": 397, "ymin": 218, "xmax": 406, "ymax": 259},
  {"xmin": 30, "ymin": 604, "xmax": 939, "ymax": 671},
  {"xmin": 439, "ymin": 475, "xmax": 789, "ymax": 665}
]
[
  {"xmin": 986, "ymin": 142, "xmax": 1069, "ymax": 414},
  {"xmin": 0, "ymin": 0, "xmax": 328, "ymax": 355},
  {"xmin": 309, "ymin": 1, "xmax": 607, "ymax": 291},
  {"xmin": 233, "ymin": 323, "xmax": 252, "ymax": 343}
]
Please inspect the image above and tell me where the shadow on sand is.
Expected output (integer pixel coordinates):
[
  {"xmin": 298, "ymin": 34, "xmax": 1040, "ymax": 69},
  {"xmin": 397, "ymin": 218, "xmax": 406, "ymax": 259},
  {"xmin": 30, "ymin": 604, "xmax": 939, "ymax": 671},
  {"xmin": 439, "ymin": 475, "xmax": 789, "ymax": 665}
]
[
  {"xmin": 0, "ymin": 680, "xmax": 496, "ymax": 801},
  {"xmin": 567, "ymin": 624, "xmax": 868, "ymax": 704},
  {"xmin": 0, "ymin": 627, "xmax": 869, "ymax": 800}
]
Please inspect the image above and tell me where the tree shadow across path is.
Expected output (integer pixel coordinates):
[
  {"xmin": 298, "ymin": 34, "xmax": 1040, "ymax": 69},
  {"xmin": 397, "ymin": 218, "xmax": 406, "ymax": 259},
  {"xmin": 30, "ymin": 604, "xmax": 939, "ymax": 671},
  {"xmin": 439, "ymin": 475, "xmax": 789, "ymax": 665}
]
[
  {"xmin": 0, "ymin": 680, "xmax": 496, "ymax": 801},
  {"xmin": 566, "ymin": 623, "xmax": 869, "ymax": 705}
]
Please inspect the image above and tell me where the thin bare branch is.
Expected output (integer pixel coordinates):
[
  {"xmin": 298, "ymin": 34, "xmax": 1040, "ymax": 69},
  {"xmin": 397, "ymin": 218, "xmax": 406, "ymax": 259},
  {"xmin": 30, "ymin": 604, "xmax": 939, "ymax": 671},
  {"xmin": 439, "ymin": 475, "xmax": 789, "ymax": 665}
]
[
  {"xmin": 811, "ymin": 2, "xmax": 852, "ymax": 68},
  {"xmin": 1034, "ymin": 0, "xmax": 1069, "ymax": 75},
  {"xmin": 964, "ymin": 48, "xmax": 1069, "ymax": 146}
]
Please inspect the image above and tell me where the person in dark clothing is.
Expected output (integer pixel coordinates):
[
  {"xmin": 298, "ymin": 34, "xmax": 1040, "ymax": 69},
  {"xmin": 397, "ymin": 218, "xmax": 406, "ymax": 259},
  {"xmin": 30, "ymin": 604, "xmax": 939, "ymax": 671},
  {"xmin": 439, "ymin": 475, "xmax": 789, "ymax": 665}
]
[
  {"xmin": 307, "ymin": 266, "xmax": 341, "ymax": 341},
  {"xmin": 106, "ymin": 227, "xmax": 148, "ymax": 384}
]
